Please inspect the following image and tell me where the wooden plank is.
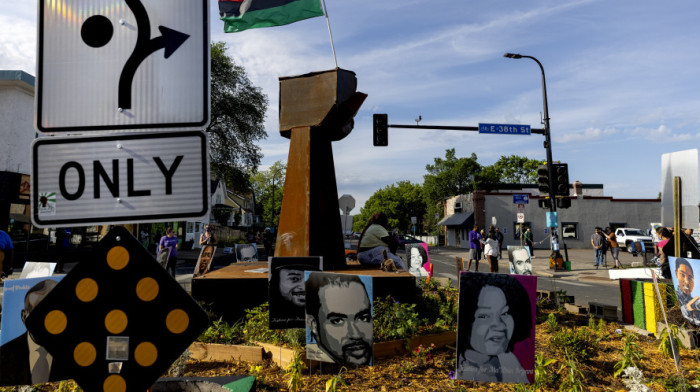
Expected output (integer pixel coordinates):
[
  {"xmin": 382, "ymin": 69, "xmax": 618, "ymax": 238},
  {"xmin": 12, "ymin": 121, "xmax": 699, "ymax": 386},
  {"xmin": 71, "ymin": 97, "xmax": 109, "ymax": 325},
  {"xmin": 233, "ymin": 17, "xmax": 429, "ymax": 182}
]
[
  {"xmin": 188, "ymin": 342, "xmax": 264, "ymax": 363},
  {"xmin": 375, "ymin": 331, "xmax": 456, "ymax": 360}
]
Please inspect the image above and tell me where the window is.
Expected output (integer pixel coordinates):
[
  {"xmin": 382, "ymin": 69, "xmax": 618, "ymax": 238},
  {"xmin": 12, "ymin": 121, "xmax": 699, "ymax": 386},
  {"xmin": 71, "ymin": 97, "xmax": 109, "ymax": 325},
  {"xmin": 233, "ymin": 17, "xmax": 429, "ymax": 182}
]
[
  {"xmin": 513, "ymin": 221, "xmax": 532, "ymax": 240},
  {"xmin": 562, "ymin": 222, "xmax": 578, "ymax": 239}
]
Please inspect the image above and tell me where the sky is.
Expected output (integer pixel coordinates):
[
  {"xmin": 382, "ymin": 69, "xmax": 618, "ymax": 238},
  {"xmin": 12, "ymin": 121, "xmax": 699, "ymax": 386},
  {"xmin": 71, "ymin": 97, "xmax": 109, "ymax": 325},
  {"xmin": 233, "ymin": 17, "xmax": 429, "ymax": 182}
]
[{"xmin": 2, "ymin": 0, "xmax": 700, "ymax": 215}]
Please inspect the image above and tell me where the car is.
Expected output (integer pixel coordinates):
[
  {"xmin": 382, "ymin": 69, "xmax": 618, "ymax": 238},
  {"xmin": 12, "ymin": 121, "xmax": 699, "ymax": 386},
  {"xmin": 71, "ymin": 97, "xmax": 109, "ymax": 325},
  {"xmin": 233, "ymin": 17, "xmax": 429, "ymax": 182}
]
[
  {"xmin": 396, "ymin": 234, "xmax": 425, "ymax": 251},
  {"xmin": 614, "ymin": 228, "xmax": 654, "ymax": 253}
]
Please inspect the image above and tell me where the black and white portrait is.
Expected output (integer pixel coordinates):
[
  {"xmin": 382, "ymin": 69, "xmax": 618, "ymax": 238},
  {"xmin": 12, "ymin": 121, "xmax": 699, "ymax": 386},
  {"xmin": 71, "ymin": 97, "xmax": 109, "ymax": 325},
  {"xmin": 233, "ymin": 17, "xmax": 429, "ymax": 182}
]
[
  {"xmin": 193, "ymin": 245, "xmax": 216, "ymax": 278},
  {"xmin": 305, "ymin": 272, "xmax": 373, "ymax": 365},
  {"xmin": 235, "ymin": 243, "xmax": 258, "ymax": 262},
  {"xmin": 456, "ymin": 272, "xmax": 536, "ymax": 384},
  {"xmin": 507, "ymin": 246, "xmax": 533, "ymax": 275},
  {"xmin": 405, "ymin": 243, "xmax": 430, "ymax": 278},
  {"xmin": 268, "ymin": 257, "xmax": 322, "ymax": 329}
]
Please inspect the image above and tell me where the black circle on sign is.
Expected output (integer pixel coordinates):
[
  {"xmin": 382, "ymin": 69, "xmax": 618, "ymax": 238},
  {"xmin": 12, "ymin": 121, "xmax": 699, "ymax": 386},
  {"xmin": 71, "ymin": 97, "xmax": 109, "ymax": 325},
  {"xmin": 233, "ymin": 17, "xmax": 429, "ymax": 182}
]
[{"xmin": 81, "ymin": 15, "xmax": 113, "ymax": 48}]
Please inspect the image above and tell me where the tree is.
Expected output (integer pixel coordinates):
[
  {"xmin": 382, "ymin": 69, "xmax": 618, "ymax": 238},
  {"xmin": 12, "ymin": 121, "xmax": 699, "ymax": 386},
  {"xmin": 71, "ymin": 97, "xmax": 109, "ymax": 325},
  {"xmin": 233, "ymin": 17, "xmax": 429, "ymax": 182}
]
[
  {"xmin": 352, "ymin": 181, "xmax": 425, "ymax": 234},
  {"xmin": 250, "ymin": 161, "xmax": 286, "ymax": 228},
  {"xmin": 207, "ymin": 41, "xmax": 269, "ymax": 193},
  {"xmin": 422, "ymin": 149, "xmax": 499, "ymax": 206},
  {"xmin": 489, "ymin": 155, "xmax": 542, "ymax": 184}
]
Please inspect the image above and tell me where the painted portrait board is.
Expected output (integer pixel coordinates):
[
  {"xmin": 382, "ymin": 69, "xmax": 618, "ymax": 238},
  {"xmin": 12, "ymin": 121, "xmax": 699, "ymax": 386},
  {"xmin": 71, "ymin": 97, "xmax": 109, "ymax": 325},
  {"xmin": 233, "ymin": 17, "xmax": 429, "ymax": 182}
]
[
  {"xmin": 305, "ymin": 272, "xmax": 373, "ymax": 365},
  {"xmin": 669, "ymin": 256, "xmax": 700, "ymax": 326},
  {"xmin": 0, "ymin": 276, "xmax": 65, "ymax": 386},
  {"xmin": 456, "ymin": 272, "xmax": 536, "ymax": 384},
  {"xmin": 268, "ymin": 257, "xmax": 322, "ymax": 329},
  {"xmin": 193, "ymin": 245, "xmax": 217, "ymax": 278},
  {"xmin": 507, "ymin": 246, "xmax": 533, "ymax": 275},
  {"xmin": 156, "ymin": 247, "xmax": 170, "ymax": 268},
  {"xmin": 235, "ymin": 243, "xmax": 258, "ymax": 262},
  {"xmin": 405, "ymin": 243, "xmax": 431, "ymax": 278}
]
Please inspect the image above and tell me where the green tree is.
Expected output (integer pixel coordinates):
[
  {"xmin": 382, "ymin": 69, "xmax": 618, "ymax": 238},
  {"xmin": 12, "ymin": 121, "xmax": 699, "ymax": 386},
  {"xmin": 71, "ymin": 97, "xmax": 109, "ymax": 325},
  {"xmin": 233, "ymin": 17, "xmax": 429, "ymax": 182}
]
[
  {"xmin": 489, "ymin": 154, "xmax": 542, "ymax": 183},
  {"xmin": 207, "ymin": 41, "xmax": 268, "ymax": 193},
  {"xmin": 352, "ymin": 181, "xmax": 425, "ymax": 234},
  {"xmin": 250, "ymin": 161, "xmax": 286, "ymax": 228}
]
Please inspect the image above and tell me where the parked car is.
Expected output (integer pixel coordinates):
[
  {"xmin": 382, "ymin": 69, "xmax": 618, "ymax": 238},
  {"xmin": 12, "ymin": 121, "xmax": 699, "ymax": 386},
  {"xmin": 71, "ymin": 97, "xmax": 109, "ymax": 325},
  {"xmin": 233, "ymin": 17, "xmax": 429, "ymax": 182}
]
[
  {"xmin": 614, "ymin": 228, "xmax": 654, "ymax": 253},
  {"xmin": 396, "ymin": 234, "xmax": 425, "ymax": 251}
]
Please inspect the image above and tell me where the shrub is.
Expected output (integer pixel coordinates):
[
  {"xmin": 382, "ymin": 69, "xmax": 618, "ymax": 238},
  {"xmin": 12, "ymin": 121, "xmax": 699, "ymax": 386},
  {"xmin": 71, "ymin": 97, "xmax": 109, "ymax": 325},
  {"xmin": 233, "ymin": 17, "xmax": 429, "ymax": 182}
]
[
  {"xmin": 658, "ymin": 323, "xmax": 687, "ymax": 359},
  {"xmin": 614, "ymin": 333, "xmax": 643, "ymax": 377},
  {"xmin": 374, "ymin": 296, "xmax": 426, "ymax": 342},
  {"xmin": 198, "ymin": 317, "xmax": 244, "ymax": 345},
  {"xmin": 547, "ymin": 313, "xmax": 559, "ymax": 333},
  {"xmin": 550, "ymin": 327, "xmax": 598, "ymax": 363}
]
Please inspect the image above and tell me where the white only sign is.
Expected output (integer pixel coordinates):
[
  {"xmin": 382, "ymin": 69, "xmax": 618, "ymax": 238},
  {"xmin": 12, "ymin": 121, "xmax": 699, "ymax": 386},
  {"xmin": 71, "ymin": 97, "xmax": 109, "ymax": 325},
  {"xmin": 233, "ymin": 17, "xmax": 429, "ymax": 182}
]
[
  {"xmin": 35, "ymin": 0, "xmax": 210, "ymax": 132},
  {"xmin": 32, "ymin": 131, "xmax": 209, "ymax": 227}
]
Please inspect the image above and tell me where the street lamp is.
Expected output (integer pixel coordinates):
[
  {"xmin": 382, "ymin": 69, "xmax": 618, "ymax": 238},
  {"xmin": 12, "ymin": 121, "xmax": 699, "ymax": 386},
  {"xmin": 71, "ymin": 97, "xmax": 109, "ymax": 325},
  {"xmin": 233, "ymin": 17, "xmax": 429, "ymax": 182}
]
[
  {"xmin": 503, "ymin": 53, "xmax": 555, "ymax": 213},
  {"xmin": 505, "ymin": 53, "xmax": 565, "ymax": 263}
]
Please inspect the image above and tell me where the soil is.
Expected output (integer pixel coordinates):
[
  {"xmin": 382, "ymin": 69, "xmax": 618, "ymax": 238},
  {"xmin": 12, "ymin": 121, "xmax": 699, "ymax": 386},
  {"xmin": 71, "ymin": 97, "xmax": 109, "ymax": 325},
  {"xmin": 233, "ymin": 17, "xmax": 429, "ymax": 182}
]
[
  {"xmin": 180, "ymin": 308, "xmax": 700, "ymax": 391},
  {"xmin": 4, "ymin": 308, "xmax": 700, "ymax": 391}
]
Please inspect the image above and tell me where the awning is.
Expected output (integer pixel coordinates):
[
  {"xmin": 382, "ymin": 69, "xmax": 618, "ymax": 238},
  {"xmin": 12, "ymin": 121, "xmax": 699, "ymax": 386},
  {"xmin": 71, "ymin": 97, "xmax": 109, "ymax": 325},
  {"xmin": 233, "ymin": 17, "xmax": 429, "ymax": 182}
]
[{"xmin": 438, "ymin": 212, "xmax": 473, "ymax": 227}]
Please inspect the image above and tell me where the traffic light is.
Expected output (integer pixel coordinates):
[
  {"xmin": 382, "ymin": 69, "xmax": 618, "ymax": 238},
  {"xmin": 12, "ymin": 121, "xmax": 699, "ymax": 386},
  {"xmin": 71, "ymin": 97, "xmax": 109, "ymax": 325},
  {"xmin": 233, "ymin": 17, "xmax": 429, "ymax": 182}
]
[
  {"xmin": 538, "ymin": 198, "xmax": 551, "ymax": 209},
  {"xmin": 557, "ymin": 198, "xmax": 571, "ymax": 209},
  {"xmin": 537, "ymin": 164, "xmax": 550, "ymax": 194},
  {"xmin": 373, "ymin": 114, "xmax": 388, "ymax": 146},
  {"xmin": 553, "ymin": 163, "xmax": 570, "ymax": 196}
]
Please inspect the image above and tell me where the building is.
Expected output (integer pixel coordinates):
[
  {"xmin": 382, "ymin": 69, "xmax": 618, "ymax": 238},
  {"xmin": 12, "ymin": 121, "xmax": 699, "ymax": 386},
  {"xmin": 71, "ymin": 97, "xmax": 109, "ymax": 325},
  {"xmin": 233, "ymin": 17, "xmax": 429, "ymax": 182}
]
[
  {"xmin": 0, "ymin": 70, "xmax": 35, "ymax": 231},
  {"xmin": 439, "ymin": 182, "xmax": 660, "ymax": 249}
]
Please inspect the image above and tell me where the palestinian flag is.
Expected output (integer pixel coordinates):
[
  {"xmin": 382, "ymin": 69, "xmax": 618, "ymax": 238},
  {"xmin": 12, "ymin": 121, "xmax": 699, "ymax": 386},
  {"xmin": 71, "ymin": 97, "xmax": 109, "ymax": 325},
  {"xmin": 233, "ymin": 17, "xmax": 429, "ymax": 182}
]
[{"xmin": 219, "ymin": 0, "xmax": 324, "ymax": 33}]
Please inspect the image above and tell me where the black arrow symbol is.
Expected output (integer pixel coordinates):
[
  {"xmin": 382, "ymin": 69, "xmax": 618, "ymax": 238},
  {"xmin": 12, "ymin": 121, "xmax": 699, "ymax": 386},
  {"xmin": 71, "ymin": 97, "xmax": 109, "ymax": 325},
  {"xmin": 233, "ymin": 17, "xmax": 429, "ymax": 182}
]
[{"xmin": 118, "ymin": 0, "xmax": 190, "ymax": 110}]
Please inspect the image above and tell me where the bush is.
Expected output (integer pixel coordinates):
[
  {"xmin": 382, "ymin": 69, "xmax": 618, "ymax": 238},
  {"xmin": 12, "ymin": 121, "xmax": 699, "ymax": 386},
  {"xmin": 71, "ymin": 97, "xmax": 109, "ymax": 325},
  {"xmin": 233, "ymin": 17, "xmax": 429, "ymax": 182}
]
[
  {"xmin": 549, "ymin": 327, "xmax": 598, "ymax": 363},
  {"xmin": 374, "ymin": 296, "xmax": 426, "ymax": 342},
  {"xmin": 198, "ymin": 317, "xmax": 244, "ymax": 345}
]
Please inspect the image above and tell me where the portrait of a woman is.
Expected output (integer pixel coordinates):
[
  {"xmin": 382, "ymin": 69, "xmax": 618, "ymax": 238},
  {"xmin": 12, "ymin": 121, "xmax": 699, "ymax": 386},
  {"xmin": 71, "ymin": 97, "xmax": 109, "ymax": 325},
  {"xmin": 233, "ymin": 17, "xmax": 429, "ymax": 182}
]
[{"xmin": 456, "ymin": 272, "xmax": 534, "ymax": 383}]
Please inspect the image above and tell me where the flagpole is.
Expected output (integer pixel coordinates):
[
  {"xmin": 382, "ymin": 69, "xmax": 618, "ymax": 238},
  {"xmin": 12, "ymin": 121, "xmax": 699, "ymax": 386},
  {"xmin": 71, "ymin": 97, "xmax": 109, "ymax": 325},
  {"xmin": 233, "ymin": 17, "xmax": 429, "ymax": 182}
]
[{"xmin": 320, "ymin": 0, "xmax": 339, "ymax": 68}]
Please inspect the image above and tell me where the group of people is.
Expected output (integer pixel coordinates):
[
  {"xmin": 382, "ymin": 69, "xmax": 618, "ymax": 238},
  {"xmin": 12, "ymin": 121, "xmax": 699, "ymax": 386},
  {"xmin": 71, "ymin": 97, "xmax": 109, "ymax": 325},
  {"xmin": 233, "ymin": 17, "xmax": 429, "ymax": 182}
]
[
  {"xmin": 589, "ymin": 227, "xmax": 621, "ymax": 269},
  {"xmin": 466, "ymin": 225, "xmax": 509, "ymax": 273}
]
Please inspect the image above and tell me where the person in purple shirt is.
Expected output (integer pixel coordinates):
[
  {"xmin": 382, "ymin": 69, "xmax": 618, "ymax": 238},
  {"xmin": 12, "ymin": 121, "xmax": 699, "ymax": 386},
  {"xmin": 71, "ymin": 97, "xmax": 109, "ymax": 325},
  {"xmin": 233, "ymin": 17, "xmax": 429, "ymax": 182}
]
[
  {"xmin": 467, "ymin": 226, "xmax": 482, "ymax": 272},
  {"xmin": 158, "ymin": 227, "xmax": 179, "ymax": 277}
]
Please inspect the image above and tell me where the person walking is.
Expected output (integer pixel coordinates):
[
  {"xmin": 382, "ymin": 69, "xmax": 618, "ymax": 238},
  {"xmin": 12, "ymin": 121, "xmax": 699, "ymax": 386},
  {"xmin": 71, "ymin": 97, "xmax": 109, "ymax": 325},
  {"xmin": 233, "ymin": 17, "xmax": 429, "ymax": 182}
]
[
  {"xmin": 0, "ymin": 228, "xmax": 14, "ymax": 278},
  {"xmin": 159, "ymin": 227, "xmax": 179, "ymax": 277},
  {"xmin": 481, "ymin": 232, "xmax": 500, "ymax": 273},
  {"xmin": 604, "ymin": 227, "xmax": 621, "ymax": 268},
  {"xmin": 495, "ymin": 228, "xmax": 504, "ymax": 259},
  {"xmin": 522, "ymin": 226, "xmax": 534, "ymax": 258},
  {"xmin": 591, "ymin": 227, "xmax": 604, "ymax": 269},
  {"xmin": 467, "ymin": 226, "xmax": 482, "ymax": 272}
]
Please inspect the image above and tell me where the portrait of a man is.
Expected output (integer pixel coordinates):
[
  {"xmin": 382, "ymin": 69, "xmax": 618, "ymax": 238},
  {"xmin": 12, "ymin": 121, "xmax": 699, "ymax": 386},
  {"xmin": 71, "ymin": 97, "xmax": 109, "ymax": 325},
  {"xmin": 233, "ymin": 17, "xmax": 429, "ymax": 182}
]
[
  {"xmin": 0, "ymin": 277, "xmax": 67, "ymax": 386},
  {"xmin": 456, "ymin": 272, "xmax": 536, "ymax": 384},
  {"xmin": 670, "ymin": 257, "xmax": 700, "ymax": 326},
  {"xmin": 268, "ymin": 257, "xmax": 322, "ymax": 329},
  {"xmin": 507, "ymin": 246, "xmax": 533, "ymax": 275},
  {"xmin": 235, "ymin": 243, "xmax": 258, "ymax": 262},
  {"xmin": 405, "ymin": 243, "xmax": 430, "ymax": 278},
  {"xmin": 305, "ymin": 272, "xmax": 373, "ymax": 365},
  {"xmin": 193, "ymin": 245, "xmax": 217, "ymax": 278}
]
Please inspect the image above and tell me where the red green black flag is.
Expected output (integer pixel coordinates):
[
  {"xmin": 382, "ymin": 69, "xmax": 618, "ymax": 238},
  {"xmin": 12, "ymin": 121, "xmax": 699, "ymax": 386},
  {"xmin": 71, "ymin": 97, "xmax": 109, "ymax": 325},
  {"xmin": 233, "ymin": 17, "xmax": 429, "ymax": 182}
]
[{"xmin": 219, "ymin": 0, "xmax": 324, "ymax": 33}]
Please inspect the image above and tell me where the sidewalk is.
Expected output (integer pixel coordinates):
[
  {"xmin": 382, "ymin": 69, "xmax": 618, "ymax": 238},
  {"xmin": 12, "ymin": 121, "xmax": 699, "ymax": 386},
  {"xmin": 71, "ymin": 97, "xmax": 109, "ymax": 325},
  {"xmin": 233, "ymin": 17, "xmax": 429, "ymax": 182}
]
[{"xmin": 428, "ymin": 245, "xmax": 650, "ymax": 284}]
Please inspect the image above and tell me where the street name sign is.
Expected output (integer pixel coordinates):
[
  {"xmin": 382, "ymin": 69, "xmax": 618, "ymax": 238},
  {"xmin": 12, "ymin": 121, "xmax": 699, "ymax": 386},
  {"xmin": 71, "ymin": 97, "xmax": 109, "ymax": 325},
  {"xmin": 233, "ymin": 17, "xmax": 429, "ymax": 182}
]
[
  {"xmin": 513, "ymin": 194, "xmax": 529, "ymax": 204},
  {"xmin": 479, "ymin": 123, "xmax": 531, "ymax": 135},
  {"xmin": 36, "ymin": 0, "xmax": 210, "ymax": 132},
  {"xmin": 32, "ymin": 131, "xmax": 209, "ymax": 227}
]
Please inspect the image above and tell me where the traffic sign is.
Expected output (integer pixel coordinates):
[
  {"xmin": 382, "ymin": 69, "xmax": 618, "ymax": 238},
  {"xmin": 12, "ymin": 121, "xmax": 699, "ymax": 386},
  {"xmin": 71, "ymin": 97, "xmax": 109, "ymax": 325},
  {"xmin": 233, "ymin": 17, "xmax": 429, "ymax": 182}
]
[
  {"xmin": 517, "ymin": 204, "xmax": 525, "ymax": 213},
  {"xmin": 32, "ymin": 131, "xmax": 209, "ymax": 227},
  {"xmin": 517, "ymin": 213, "xmax": 525, "ymax": 223},
  {"xmin": 478, "ymin": 123, "xmax": 531, "ymax": 135},
  {"xmin": 36, "ymin": 0, "xmax": 210, "ymax": 132},
  {"xmin": 513, "ymin": 194, "xmax": 529, "ymax": 204},
  {"xmin": 338, "ymin": 194, "xmax": 355, "ymax": 214},
  {"xmin": 25, "ymin": 227, "xmax": 209, "ymax": 392}
]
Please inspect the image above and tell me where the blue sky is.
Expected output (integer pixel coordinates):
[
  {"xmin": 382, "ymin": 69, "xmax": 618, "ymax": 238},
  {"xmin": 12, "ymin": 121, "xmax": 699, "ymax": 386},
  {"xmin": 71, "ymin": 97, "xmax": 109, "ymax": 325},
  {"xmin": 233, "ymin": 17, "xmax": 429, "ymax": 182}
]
[{"xmin": 2, "ymin": 0, "xmax": 700, "ymax": 214}]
